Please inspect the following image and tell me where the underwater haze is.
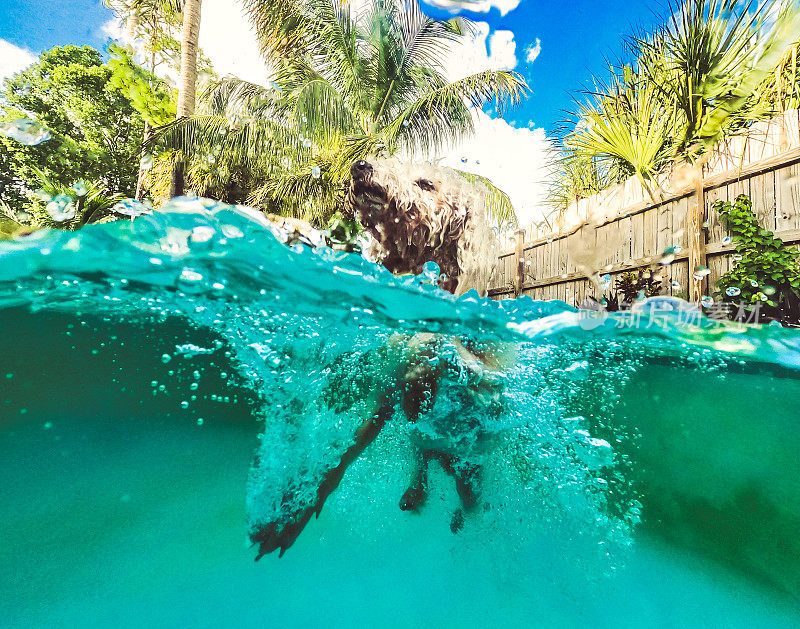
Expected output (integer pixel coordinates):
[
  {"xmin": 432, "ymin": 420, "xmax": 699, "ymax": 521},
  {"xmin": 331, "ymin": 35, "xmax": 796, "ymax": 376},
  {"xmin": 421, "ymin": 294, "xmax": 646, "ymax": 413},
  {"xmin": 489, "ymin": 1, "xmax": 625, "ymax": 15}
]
[{"xmin": 2, "ymin": 199, "xmax": 800, "ymax": 628}]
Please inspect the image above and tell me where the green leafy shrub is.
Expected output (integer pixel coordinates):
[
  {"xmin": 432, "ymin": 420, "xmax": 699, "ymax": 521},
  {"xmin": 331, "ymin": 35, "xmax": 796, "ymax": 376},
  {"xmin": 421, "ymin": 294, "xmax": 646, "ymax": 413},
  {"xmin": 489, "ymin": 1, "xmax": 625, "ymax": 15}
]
[
  {"xmin": 714, "ymin": 194, "xmax": 800, "ymax": 325},
  {"xmin": 0, "ymin": 173, "xmax": 127, "ymax": 236},
  {"xmin": 591, "ymin": 269, "xmax": 663, "ymax": 312}
]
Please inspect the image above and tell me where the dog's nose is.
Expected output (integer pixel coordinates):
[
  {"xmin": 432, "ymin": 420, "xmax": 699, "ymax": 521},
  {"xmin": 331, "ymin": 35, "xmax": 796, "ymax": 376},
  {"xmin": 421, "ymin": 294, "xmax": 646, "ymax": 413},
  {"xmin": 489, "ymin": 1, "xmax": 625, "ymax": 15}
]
[{"xmin": 351, "ymin": 159, "xmax": 373, "ymax": 179}]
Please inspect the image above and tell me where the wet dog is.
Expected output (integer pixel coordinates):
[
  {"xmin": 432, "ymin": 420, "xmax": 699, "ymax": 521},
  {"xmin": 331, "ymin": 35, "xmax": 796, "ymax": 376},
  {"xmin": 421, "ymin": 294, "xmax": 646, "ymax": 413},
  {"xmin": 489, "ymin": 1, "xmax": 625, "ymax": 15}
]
[{"xmin": 252, "ymin": 159, "xmax": 504, "ymax": 559}]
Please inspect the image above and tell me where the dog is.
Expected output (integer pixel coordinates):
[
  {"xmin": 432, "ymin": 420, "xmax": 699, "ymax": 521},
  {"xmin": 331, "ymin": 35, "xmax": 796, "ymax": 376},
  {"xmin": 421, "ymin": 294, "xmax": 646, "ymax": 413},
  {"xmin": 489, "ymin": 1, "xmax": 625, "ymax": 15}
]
[{"xmin": 251, "ymin": 159, "xmax": 506, "ymax": 559}]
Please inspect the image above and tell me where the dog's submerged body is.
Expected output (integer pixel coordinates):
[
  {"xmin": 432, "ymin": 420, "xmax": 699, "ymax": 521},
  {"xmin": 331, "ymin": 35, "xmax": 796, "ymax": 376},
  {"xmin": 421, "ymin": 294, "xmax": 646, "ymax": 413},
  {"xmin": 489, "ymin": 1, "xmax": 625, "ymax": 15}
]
[{"xmin": 251, "ymin": 159, "xmax": 505, "ymax": 559}]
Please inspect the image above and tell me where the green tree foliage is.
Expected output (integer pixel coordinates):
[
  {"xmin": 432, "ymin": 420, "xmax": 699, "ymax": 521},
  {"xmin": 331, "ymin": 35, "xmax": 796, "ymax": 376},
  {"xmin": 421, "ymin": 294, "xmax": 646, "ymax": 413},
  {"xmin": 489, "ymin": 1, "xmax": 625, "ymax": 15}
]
[
  {"xmin": 107, "ymin": 44, "xmax": 176, "ymax": 127},
  {"xmin": 551, "ymin": 0, "xmax": 800, "ymax": 216},
  {"xmin": 0, "ymin": 45, "xmax": 146, "ymax": 207},
  {"xmin": 715, "ymin": 194, "xmax": 800, "ymax": 323},
  {"xmin": 154, "ymin": 0, "xmax": 526, "ymax": 224}
]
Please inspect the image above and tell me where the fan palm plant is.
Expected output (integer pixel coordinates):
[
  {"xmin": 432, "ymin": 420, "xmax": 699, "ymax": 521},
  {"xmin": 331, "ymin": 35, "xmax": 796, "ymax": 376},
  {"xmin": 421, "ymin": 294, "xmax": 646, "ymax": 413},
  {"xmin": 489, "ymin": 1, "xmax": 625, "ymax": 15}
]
[
  {"xmin": 636, "ymin": 0, "xmax": 800, "ymax": 160},
  {"xmin": 567, "ymin": 67, "xmax": 677, "ymax": 199},
  {"xmin": 549, "ymin": 0, "xmax": 800, "ymax": 214},
  {"xmin": 154, "ymin": 0, "xmax": 527, "ymax": 224}
]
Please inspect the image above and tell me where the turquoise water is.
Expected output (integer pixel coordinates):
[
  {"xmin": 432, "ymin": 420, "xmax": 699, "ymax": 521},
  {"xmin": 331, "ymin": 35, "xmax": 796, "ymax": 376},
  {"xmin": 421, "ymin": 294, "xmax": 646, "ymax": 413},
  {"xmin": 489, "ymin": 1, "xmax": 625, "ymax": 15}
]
[{"xmin": 2, "ymin": 198, "xmax": 799, "ymax": 627}]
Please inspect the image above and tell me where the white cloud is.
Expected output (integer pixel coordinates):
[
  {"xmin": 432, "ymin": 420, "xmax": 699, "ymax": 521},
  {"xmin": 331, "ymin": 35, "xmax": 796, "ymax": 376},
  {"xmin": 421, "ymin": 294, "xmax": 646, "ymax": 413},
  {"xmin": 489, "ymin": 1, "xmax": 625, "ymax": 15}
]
[
  {"xmin": 525, "ymin": 38, "xmax": 541, "ymax": 63},
  {"xmin": 423, "ymin": 0, "xmax": 521, "ymax": 17},
  {"xmin": 446, "ymin": 22, "xmax": 518, "ymax": 78},
  {"xmin": 437, "ymin": 110, "xmax": 555, "ymax": 226},
  {"xmin": 0, "ymin": 39, "xmax": 36, "ymax": 83},
  {"xmin": 488, "ymin": 30, "xmax": 517, "ymax": 70},
  {"xmin": 100, "ymin": 17, "xmax": 124, "ymax": 42}
]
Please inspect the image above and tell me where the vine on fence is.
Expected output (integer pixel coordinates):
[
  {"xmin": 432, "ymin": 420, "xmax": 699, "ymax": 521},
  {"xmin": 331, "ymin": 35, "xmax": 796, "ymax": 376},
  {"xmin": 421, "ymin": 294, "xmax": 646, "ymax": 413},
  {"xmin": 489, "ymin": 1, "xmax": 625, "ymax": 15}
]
[{"xmin": 715, "ymin": 194, "xmax": 800, "ymax": 324}]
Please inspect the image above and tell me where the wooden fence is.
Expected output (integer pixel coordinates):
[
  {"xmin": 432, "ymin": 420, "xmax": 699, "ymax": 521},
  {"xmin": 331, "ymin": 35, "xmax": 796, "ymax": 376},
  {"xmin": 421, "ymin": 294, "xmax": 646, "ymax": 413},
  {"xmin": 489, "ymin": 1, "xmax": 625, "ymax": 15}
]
[{"xmin": 489, "ymin": 112, "xmax": 800, "ymax": 305}]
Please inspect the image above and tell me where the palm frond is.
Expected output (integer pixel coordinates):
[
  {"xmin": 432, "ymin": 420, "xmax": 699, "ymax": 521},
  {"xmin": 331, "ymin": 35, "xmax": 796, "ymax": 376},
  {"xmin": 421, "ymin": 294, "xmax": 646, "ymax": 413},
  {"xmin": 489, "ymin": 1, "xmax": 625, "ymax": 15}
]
[{"xmin": 454, "ymin": 169, "xmax": 517, "ymax": 227}]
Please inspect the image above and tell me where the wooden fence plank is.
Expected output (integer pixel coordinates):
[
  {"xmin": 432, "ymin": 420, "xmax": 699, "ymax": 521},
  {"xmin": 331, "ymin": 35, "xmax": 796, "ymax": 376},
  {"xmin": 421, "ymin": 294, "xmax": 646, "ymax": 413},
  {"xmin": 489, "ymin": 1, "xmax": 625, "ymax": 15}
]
[{"xmin": 490, "ymin": 151, "xmax": 800, "ymax": 301}]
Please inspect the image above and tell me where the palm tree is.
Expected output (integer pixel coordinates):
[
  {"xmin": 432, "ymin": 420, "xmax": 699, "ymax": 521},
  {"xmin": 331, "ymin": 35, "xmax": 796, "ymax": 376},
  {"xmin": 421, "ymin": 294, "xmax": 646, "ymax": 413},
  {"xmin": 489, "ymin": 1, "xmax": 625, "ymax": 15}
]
[
  {"xmin": 549, "ymin": 0, "xmax": 800, "ymax": 214},
  {"xmin": 155, "ymin": 0, "xmax": 526, "ymax": 224},
  {"xmin": 169, "ymin": 0, "xmax": 204, "ymax": 197},
  {"xmin": 636, "ymin": 0, "xmax": 799, "ymax": 160}
]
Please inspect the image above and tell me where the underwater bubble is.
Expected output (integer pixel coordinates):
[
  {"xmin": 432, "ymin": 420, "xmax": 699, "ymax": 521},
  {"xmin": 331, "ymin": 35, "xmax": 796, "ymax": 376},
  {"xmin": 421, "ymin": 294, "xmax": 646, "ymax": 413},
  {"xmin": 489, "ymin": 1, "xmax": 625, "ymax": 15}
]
[
  {"xmin": 750, "ymin": 279, "xmax": 759, "ymax": 288},
  {"xmin": 158, "ymin": 384, "xmax": 166, "ymax": 392},
  {"xmin": 311, "ymin": 166, "xmax": 321, "ymax": 179},
  {"xmin": 45, "ymin": 194, "xmax": 76, "ymax": 222},
  {"xmin": 701, "ymin": 295, "xmax": 714, "ymax": 308},
  {"xmin": 175, "ymin": 343, "xmax": 214, "ymax": 357},
  {"xmin": 402, "ymin": 120, "xmax": 409, "ymax": 127},
  {"xmin": 572, "ymin": 430, "xmax": 614, "ymax": 470},
  {"xmin": 422, "ymin": 261, "xmax": 440, "ymax": 282},
  {"xmin": 221, "ymin": 225, "xmax": 244, "ymax": 239},
  {"xmin": 72, "ymin": 181, "xmax": 88, "ymax": 197},
  {"xmin": 722, "ymin": 236, "xmax": 732, "ymax": 245},
  {"xmin": 190, "ymin": 226, "xmax": 216, "ymax": 243},
  {"xmin": 725, "ymin": 287, "xmax": 741, "ymax": 297},
  {"xmin": 732, "ymin": 253, "xmax": 743, "ymax": 262},
  {"xmin": 302, "ymin": 138, "xmax": 312, "ymax": 148},
  {"xmin": 1, "ymin": 118, "xmax": 51, "ymax": 145},
  {"xmin": 563, "ymin": 360, "xmax": 589, "ymax": 380},
  {"xmin": 193, "ymin": 370, "xmax": 201, "ymax": 380},
  {"xmin": 599, "ymin": 274, "xmax": 612, "ymax": 291},
  {"xmin": 43, "ymin": 422, "xmax": 52, "ymax": 430},
  {"xmin": 763, "ymin": 285, "xmax": 777, "ymax": 296},
  {"xmin": 5, "ymin": 372, "xmax": 13, "ymax": 379},
  {"xmin": 190, "ymin": 382, "xmax": 199, "ymax": 390},
  {"xmin": 161, "ymin": 353, "xmax": 172, "ymax": 364},
  {"xmin": 150, "ymin": 380, "xmax": 158, "ymax": 387},
  {"xmin": 460, "ymin": 157, "xmax": 467, "ymax": 163},
  {"xmin": 659, "ymin": 247, "xmax": 677, "ymax": 265},
  {"xmin": 140, "ymin": 154, "xmax": 154, "ymax": 171},
  {"xmin": 180, "ymin": 401, "xmax": 189, "ymax": 409},
  {"xmin": 197, "ymin": 418, "xmax": 204, "ymax": 426},
  {"xmin": 220, "ymin": 371, "xmax": 228, "ymax": 379},
  {"xmin": 113, "ymin": 199, "xmax": 150, "ymax": 218},
  {"xmin": 179, "ymin": 268, "xmax": 203, "ymax": 283},
  {"xmin": 671, "ymin": 280, "xmax": 680, "ymax": 290},
  {"xmin": 693, "ymin": 266, "xmax": 710, "ymax": 280}
]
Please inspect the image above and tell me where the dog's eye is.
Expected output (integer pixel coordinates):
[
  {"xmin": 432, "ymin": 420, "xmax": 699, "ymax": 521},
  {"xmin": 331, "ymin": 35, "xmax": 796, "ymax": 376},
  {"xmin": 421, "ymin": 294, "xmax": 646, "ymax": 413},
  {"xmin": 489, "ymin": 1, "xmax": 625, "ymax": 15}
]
[{"xmin": 415, "ymin": 179, "xmax": 436, "ymax": 192}]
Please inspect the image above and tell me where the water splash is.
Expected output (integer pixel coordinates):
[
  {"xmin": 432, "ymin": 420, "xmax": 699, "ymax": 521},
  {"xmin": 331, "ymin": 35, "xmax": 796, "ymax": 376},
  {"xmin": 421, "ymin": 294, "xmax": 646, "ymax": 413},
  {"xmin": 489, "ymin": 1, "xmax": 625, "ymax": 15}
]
[{"xmin": 2, "ymin": 197, "xmax": 800, "ymax": 605}]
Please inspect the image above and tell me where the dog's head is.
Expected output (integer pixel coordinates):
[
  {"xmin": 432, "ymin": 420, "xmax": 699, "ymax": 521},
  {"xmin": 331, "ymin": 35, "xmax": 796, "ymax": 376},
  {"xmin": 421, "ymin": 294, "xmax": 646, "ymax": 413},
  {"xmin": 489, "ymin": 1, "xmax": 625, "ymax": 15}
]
[{"xmin": 346, "ymin": 158, "xmax": 497, "ymax": 296}]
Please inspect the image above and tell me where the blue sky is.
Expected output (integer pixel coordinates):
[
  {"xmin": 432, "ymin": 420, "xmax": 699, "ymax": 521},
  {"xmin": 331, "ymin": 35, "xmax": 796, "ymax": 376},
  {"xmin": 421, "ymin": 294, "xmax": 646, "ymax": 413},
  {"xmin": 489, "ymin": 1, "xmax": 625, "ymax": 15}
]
[{"xmin": 1, "ymin": 0, "xmax": 664, "ymax": 132}]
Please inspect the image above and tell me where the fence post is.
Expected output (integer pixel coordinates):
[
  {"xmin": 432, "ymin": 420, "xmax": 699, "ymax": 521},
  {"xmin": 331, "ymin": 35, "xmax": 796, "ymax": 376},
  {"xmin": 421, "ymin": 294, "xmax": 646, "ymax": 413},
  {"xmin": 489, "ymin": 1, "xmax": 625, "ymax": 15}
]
[
  {"xmin": 514, "ymin": 228, "xmax": 525, "ymax": 296},
  {"xmin": 688, "ymin": 171, "xmax": 708, "ymax": 303}
]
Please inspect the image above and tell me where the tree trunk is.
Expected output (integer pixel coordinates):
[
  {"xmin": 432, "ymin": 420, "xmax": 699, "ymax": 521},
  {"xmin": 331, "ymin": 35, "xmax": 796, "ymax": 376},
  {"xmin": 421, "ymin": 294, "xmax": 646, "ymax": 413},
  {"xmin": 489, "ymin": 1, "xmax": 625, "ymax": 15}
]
[
  {"xmin": 176, "ymin": 0, "xmax": 203, "ymax": 119},
  {"xmin": 135, "ymin": 47, "xmax": 156, "ymax": 201},
  {"xmin": 170, "ymin": 0, "xmax": 203, "ymax": 198},
  {"xmin": 124, "ymin": 11, "xmax": 139, "ymax": 43}
]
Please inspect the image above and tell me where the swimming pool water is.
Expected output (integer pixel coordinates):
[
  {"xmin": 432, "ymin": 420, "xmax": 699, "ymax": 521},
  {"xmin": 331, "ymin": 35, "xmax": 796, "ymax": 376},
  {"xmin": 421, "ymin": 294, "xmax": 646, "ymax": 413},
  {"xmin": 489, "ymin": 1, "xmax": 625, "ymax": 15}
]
[{"xmin": 1, "ymin": 199, "xmax": 798, "ymax": 627}]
